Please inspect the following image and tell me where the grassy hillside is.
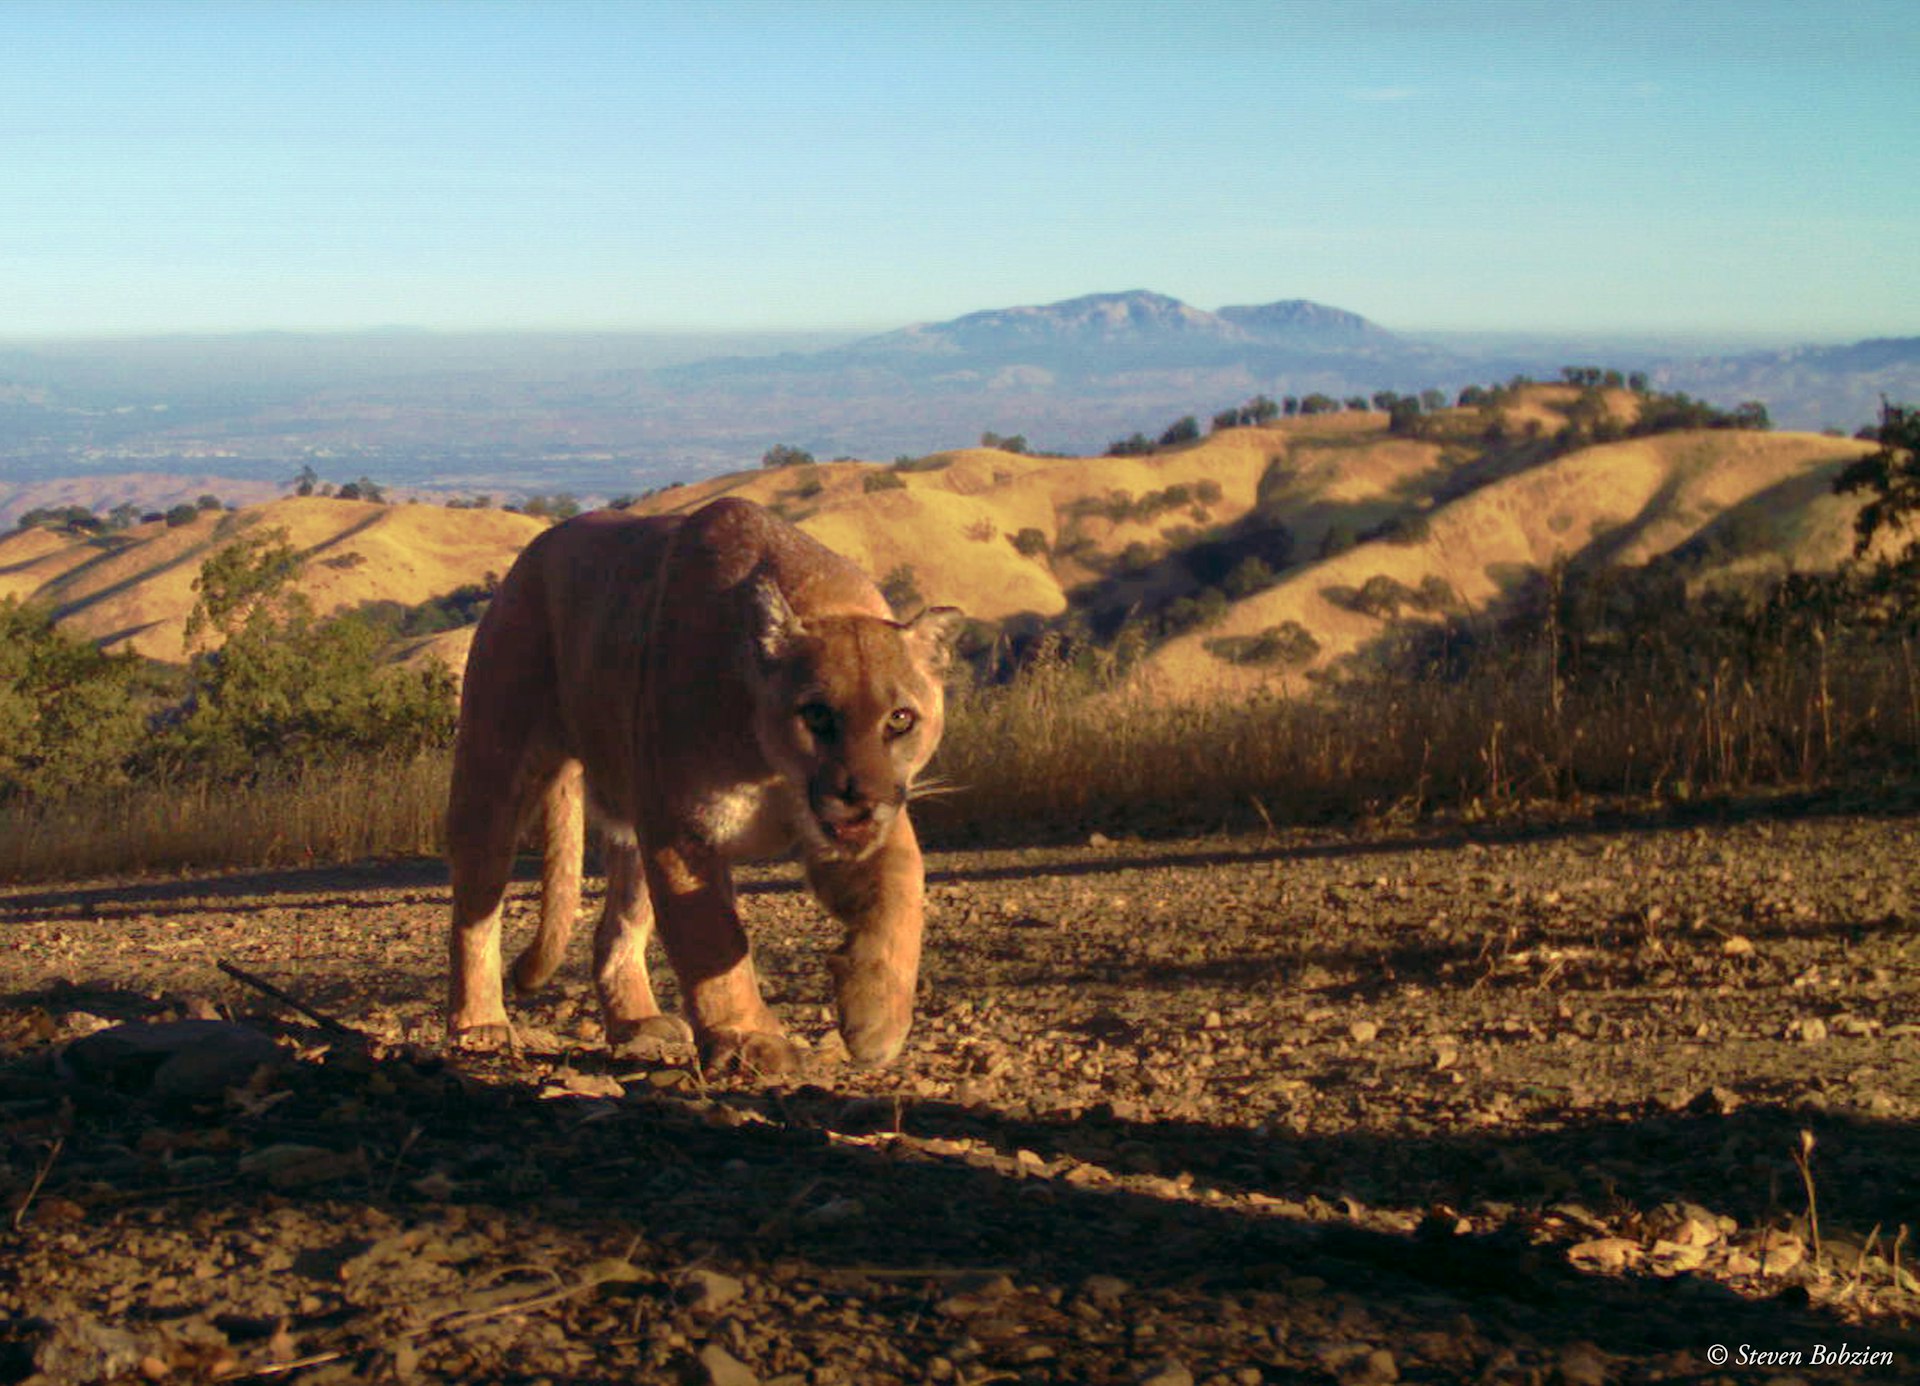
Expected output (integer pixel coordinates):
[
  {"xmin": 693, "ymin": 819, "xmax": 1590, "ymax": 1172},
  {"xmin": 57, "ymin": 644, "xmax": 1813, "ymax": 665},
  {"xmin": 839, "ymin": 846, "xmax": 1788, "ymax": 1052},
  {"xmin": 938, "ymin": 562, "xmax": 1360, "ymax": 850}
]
[
  {"xmin": 1144, "ymin": 427, "xmax": 1876, "ymax": 699},
  {"xmin": 0, "ymin": 386, "xmax": 1878, "ymax": 697},
  {"xmin": 625, "ymin": 390, "xmax": 1874, "ymax": 703},
  {"xmin": 0, "ymin": 497, "xmax": 544, "ymax": 663}
]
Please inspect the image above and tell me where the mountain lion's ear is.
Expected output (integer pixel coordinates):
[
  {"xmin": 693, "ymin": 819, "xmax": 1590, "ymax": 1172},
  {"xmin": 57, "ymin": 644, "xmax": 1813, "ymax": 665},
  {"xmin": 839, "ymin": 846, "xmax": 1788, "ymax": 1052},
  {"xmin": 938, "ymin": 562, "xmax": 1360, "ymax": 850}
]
[
  {"xmin": 750, "ymin": 575, "xmax": 808, "ymax": 664},
  {"xmin": 904, "ymin": 605, "xmax": 966, "ymax": 675}
]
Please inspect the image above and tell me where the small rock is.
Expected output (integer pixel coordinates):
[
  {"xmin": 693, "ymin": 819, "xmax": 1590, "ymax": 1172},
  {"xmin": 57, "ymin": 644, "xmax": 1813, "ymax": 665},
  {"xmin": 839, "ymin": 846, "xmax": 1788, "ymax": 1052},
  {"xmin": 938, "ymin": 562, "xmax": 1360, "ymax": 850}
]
[
  {"xmin": 1650, "ymin": 1202, "xmax": 1724, "ymax": 1247},
  {"xmin": 1079, "ymin": 1273, "xmax": 1129, "ymax": 1306},
  {"xmin": 796, "ymin": 1196, "xmax": 864, "ymax": 1229},
  {"xmin": 1789, "ymin": 1016, "xmax": 1828, "ymax": 1043},
  {"xmin": 63, "ymin": 1019, "xmax": 282, "ymax": 1104},
  {"xmin": 236, "ymin": 1143, "xmax": 367, "ymax": 1190},
  {"xmin": 409, "ymin": 1170, "xmax": 458, "ymax": 1200},
  {"xmin": 542, "ymin": 1070, "xmax": 625, "ymax": 1099},
  {"xmin": 1567, "ymin": 1237, "xmax": 1641, "ymax": 1273},
  {"xmin": 681, "ymin": 1269, "xmax": 745, "ymax": 1314},
  {"xmin": 1088, "ymin": 832, "xmax": 1114, "ymax": 848},
  {"xmin": 1686, "ymin": 1085, "xmax": 1742, "ymax": 1115},
  {"xmin": 1557, "ymin": 1342, "xmax": 1609, "ymax": 1386},
  {"xmin": 1650, "ymin": 1239, "xmax": 1708, "ymax": 1273},
  {"xmin": 697, "ymin": 1343, "xmax": 760, "ymax": 1386},
  {"xmin": 1134, "ymin": 1359, "xmax": 1193, "ymax": 1386},
  {"xmin": 24, "ymin": 1195, "xmax": 87, "ymax": 1226},
  {"xmin": 1348, "ymin": 1019, "xmax": 1379, "ymax": 1044},
  {"xmin": 937, "ymin": 1271, "xmax": 1016, "ymax": 1318},
  {"xmin": 1342, "ymin": 1349, "xmax": 1398, "ymax": 1386},
  {"xmin": 1753, "ymin": 1234, "xmax": 1805, "ymax": 1274}
]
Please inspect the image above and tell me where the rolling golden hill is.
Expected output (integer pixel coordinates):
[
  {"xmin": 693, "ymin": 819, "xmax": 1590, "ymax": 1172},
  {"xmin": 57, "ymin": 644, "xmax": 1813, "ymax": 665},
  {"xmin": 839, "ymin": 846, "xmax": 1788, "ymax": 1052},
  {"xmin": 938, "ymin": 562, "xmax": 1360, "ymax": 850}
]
[
  {"xmin": 0, "ymin": 498, "xmax": 545, "ymax": 663},
  {"xmin": 0, "ymin": 388, "xmax": 1880, "ymax": 705},
  {"xmin": 1140, "ymin": 427, "xmax": 1876, "ymax": 699}
]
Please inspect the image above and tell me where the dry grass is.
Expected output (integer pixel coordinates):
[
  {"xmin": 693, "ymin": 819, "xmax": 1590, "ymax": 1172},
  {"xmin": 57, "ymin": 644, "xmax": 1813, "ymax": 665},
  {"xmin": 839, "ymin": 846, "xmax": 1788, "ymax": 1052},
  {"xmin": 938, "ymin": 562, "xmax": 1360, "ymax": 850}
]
[
  {"xmin": 6, "ymin": 633, "xmax": 1916, "ymax": 883},
  {"xmin": 0, "ymin": 755, "xmax": 448, "ymax": 883},
  {"xmin": 917, "ymin": 635, "xmax": 1920, "ymax": 844}
]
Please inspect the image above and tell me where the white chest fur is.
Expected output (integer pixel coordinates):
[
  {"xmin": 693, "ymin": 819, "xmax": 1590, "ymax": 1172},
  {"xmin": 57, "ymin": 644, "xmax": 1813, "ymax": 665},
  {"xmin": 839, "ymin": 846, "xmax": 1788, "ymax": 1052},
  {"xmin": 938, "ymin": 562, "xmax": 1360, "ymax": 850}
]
[{"xmin": 692, "ymin": 780, "xmax": 796, "ymax": 860}]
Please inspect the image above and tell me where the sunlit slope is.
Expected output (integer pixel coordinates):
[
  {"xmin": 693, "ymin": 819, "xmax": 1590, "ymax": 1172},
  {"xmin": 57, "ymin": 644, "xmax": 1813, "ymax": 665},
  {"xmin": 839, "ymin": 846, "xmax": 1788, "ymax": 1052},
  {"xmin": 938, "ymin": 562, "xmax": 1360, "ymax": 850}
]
[
  {"xmin": 0, "ymin": 498, "xmax": 544, "ymax": 662},
  {"xmin": 629, "ymin": 419, "xmax": 1422, "ymax": 621},
  {"xmin": 1141, "ymin": 429, "xmax": 1878, "ymax": 700}
]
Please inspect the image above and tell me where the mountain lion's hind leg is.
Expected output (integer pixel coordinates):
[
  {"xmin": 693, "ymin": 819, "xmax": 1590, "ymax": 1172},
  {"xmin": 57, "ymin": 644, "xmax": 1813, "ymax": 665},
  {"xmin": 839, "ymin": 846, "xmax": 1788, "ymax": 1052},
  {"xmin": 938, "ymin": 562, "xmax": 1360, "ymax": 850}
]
[
  {"xmin": 446, "ymin": 675, "xmax": 567, "ymax": 1050},
  {"xmin": 445, "ymin": 750, "xmax": 541, "ymax": 1049},
  {"xmin": 594, "ymin": 836, "xmax": 694, "ymax": 1056}
]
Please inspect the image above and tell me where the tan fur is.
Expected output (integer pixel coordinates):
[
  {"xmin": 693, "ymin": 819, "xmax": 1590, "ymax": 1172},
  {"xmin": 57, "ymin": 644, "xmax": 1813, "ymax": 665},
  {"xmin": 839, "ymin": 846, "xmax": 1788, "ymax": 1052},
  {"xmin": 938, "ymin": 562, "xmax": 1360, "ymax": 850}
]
[{"xmin": 445, "ymin": 497, "xmax": 962, "ymax": 1075}]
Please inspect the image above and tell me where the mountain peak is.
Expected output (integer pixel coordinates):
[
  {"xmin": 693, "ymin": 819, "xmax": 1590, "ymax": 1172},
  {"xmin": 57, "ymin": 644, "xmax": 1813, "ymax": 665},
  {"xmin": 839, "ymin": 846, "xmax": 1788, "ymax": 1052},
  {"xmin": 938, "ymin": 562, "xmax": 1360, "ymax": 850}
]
[
  {"xmin": 857, "ymin": 290, "xmax": 1399, "ymax": 360},
  {"xmin": 910, "ymin": 290, "xmax": 1230, "ymax": 349},
  {"xmin": 1217, "ymin": 299, "xmax": 1390, "ymax": 342}
]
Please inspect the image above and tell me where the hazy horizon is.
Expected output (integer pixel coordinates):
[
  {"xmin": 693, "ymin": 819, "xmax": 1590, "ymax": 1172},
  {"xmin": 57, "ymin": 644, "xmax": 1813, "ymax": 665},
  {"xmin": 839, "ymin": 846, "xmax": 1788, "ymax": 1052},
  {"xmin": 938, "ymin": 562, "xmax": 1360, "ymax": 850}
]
[
  {"xmin": 6, "ymin": 1, "xmax": 1916, "ymax": 343},
  {"xmin": 0, "ymin": 312, "xmax": 1885, "ymax": 358}
]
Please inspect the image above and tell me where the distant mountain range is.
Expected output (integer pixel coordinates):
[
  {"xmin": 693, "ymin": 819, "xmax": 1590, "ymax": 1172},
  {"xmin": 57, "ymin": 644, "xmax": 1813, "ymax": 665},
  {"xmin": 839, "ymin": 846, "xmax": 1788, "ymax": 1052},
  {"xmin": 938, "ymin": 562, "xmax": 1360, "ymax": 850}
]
[
  {"xmin": 1648, "ymin": 337, "xmax": 1920, "ymax": 434},
  {"xmin": 665, "ymin": 290, "xmax": 1451, "ymax": 388},
  {"xmin": 0, "ymin": 291, "xmax": 1914, "ymax": 515},
  {"xmin": 664, "ymin": 290, "xmax": 1917, "ymax": 440}
]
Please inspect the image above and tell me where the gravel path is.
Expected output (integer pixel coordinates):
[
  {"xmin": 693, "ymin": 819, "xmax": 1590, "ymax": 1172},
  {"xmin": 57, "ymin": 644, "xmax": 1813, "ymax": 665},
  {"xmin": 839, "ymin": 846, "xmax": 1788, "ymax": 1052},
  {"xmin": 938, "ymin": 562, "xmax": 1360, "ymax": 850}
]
[{"xmin": 2, "ymin": 812, "xmax": 1917, "ymax": 1382}]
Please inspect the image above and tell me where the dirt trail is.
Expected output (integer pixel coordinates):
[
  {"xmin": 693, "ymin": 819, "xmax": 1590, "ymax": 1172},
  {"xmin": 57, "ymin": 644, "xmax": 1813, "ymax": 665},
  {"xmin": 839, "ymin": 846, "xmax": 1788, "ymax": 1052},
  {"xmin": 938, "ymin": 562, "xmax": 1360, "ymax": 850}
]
[{"xmin": 2, "ymin": 813, "xmax": 1917, "ymax": 1383}]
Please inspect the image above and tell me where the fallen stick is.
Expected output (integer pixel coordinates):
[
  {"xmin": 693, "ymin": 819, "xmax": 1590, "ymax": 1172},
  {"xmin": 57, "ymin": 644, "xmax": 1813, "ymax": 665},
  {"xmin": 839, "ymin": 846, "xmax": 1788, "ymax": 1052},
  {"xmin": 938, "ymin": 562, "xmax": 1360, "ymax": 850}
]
[
  {"xmin": 216, "ymin": 960, "xmax": 367, "ymax": 1039},
  {"xmin": 9, "ymin": 1135, "xmax": 64, "ymax": 1231},
  {"xmin": 214, "ymin": 1264, "xmax": 633, "ymax": 1380}
]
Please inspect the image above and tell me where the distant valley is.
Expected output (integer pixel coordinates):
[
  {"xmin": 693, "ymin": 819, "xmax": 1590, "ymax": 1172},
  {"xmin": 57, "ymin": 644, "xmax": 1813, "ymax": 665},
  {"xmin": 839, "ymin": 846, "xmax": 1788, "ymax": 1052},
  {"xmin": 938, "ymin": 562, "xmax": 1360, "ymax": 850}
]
[{"xmin": 1, "ymin": 291, "xmax": 1914, "ymax": 522}]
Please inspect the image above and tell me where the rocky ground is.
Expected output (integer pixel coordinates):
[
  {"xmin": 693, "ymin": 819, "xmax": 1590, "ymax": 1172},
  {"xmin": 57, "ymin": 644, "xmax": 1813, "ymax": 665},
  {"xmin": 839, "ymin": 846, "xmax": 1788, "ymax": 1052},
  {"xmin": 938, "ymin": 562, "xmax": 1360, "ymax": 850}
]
[{"xmin": 1, "ymin": 811, "xmax": 1917, "ymax": 1384}]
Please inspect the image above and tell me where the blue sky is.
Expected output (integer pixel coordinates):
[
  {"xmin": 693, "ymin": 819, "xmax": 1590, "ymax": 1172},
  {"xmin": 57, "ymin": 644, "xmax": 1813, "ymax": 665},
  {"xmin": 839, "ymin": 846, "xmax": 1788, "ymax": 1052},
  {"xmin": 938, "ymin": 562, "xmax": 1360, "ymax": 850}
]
[{"xmin": 4, "ymin": 0, "xmax": 1915, "ymax": 340}]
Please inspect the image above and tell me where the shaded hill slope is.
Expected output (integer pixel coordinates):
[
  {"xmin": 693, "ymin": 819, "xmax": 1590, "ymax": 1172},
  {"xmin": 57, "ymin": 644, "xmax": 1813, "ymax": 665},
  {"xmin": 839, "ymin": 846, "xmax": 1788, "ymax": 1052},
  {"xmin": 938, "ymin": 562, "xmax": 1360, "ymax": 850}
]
[{"xmin": 1142, "ymin": 427, "xmax": 1876, "ymax": 699}]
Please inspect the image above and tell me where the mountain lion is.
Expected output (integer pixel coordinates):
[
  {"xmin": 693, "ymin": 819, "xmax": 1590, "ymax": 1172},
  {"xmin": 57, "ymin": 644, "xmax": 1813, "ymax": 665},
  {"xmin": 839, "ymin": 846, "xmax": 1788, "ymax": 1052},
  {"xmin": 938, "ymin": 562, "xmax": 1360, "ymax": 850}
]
[{"xmin": 445, "ymin": 497, "xmax": 962, "ymax": 1076}]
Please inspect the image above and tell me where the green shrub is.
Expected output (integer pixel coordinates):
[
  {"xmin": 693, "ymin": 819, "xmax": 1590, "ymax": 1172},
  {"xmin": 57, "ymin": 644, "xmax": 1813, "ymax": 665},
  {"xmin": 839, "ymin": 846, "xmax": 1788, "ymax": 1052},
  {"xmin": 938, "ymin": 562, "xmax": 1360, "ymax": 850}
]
[
  {"xmin": 762, "ymin": 444, "xmax": 815, "ymax": 469},
  {"xmin": 163, "ymin": 529, "xmax": 458, "ymax": 781},
  {"xmin": 863, "ymin": 471, "xmax": 907, "ymax": 493},
  {"xmin": 1223, "ymin": 556, "xmax": 1276, "ymax": 600},
  {"xmin": 1353, "ymin": 574, "xmax": 1415, "ymax": 617},
  {"xmin": 880, "ymin": 565, "xmax": 924, "ymax": 617},
  {"xmin": 0, "ymin": 600, "xmax": 149, "ymax": 800},
  {"xmin": 1010, "ymin": 527, "xmax": 1050, "ymax": 558},
  {"xmin": 1360, "ymin": 512, "xmax": 1433, "ymax": 546},
  {"xmin": 1204, "ymin": 622, "xmax": 1321, "ymax": 668}
]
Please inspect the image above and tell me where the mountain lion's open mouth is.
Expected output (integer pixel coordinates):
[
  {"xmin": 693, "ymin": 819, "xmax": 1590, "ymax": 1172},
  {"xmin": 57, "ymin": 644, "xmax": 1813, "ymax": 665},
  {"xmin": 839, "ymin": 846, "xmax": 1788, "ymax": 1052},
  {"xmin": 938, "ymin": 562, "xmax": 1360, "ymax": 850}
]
[{"xmin": 813, "ymin": 798, "xmax": 888, "ymax": 857}]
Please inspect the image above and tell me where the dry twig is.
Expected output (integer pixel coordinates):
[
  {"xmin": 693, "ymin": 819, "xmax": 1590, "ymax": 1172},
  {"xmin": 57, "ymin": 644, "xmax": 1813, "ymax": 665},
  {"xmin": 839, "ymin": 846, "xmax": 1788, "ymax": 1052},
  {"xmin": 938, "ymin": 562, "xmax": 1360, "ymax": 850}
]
[{"xmin": 217, "ymin": 959, "xmax": 367, "ymax": 1039}]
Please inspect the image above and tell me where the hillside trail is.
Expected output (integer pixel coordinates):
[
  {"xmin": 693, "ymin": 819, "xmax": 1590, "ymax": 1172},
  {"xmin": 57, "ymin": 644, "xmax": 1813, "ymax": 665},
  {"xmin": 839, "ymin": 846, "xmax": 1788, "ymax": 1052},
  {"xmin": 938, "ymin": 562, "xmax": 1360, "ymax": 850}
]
[{"xmin": 1, "ymin": 812, "xmax": 1916, "ymax": 1383}]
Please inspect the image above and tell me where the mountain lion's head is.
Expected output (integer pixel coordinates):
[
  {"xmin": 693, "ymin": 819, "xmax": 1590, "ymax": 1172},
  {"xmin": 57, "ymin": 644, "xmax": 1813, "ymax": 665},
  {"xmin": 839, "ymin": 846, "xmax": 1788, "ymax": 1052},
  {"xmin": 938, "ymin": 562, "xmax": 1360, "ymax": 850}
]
[{"xmin": 749, "ymin": 579, "xmax": 964, "ymax": 861}]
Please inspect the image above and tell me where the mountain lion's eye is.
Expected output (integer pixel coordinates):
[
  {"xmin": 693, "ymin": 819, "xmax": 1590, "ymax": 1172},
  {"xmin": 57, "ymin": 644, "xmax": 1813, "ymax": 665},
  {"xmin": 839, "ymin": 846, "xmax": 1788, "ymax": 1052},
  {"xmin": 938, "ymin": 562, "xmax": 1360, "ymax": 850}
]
[
  {"xmin": 798, "ymin": 703, "xmax": 837, "ymax": 739},
  {"xmin": 885, "ymin": 707, "xmax": 918, "ymax": 736}
]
